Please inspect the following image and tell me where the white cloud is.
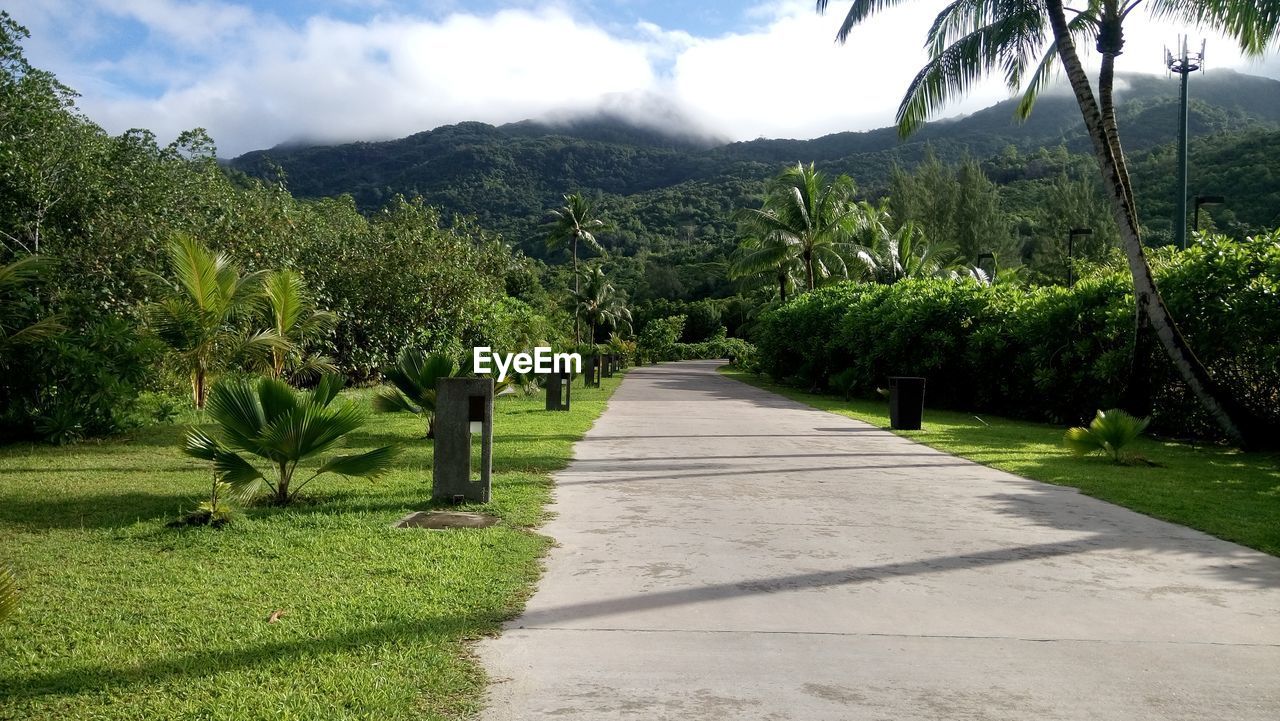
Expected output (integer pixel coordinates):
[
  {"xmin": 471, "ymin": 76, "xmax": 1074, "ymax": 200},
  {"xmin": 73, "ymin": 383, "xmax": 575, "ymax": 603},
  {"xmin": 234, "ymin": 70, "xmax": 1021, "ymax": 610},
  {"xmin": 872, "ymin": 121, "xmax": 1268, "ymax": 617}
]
[{"xmin": 12, "ymin": 0, "xmax": 1280, "ymax": 156}]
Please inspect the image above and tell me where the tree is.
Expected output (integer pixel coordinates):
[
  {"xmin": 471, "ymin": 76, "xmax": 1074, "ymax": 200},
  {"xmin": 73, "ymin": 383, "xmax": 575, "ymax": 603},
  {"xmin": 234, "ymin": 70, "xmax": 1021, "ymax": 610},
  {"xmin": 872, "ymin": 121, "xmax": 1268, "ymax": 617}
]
[
  {"xmin": 372, "ymin": 348, "xmax": 457, "ymax": 439},
  {"xmin": 546, "ymin": 193, "xmax": 608, "ymax": 344},
  {"xmin": 146, "ymin": 233, "xmax": 279, "ymax": 408},
  {"xmin": 572, "ymin": 265, "xmax": 632, "ymax": 344},
  {"xmin": 729, "ymin": 232, "xmax": 804, "ymax": 304},
  {"xmin": 737, "ymin": 163, "xmax": 865, "ymax": 292},
  {"xmin": 184, "ymin": 375, "xmax": 397, "ymax": 506},
  {"xmin": 260, "ymin": 269, "xmax": 337, "ymax": 382},
  {"xmin": 817, "ymin": 0, "xmax": 1280, "ymax": 447}
]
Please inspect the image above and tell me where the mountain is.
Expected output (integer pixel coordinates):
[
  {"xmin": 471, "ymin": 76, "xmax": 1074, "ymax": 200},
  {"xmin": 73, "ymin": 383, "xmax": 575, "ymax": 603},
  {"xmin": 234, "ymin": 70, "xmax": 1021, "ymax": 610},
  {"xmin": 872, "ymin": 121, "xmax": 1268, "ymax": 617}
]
[{"xmin": 228, "ymin": 69, "xmax": 1280, "ymax": 270}]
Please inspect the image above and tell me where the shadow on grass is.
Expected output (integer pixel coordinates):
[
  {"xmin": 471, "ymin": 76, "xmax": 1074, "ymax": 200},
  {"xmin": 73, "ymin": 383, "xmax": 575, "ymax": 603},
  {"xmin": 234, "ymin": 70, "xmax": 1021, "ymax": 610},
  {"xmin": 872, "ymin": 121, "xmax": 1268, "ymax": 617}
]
[
  {"xmin": 0, "ymin": 492, "xmax": 193, "ymax": 531},
  {"xmin": 0, "ymin": 613, "xmax": 491, "ymax": 702}
]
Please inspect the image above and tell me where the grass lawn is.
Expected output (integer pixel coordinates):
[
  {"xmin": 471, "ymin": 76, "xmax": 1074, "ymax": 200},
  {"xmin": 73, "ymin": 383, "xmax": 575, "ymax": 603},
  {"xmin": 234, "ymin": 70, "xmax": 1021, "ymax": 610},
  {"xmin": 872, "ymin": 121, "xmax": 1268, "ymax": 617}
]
[
  {"xmin": 0, "ymin": 374, "xmax": 623, "ymax": 720},
  {"xmin": 721, "ymin": 368, "xmax": 1280, "ymax": 557}
]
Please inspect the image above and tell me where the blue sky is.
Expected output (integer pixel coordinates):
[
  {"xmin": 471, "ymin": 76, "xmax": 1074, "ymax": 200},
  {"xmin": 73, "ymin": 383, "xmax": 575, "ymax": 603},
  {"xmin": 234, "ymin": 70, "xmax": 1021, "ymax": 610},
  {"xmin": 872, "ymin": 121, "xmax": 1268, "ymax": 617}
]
[{"xmin": 11, "ymin": 1, "xmax": 1280, "ymax": 156}]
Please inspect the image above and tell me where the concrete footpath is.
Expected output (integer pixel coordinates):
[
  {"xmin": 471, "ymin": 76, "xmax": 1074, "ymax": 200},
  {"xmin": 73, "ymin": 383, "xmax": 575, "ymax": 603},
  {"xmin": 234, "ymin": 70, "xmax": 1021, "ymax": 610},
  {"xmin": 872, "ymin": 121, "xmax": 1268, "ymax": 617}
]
[{"xmin": 478, "ymin": 360, "xmax": 1280, "ymax": 720}]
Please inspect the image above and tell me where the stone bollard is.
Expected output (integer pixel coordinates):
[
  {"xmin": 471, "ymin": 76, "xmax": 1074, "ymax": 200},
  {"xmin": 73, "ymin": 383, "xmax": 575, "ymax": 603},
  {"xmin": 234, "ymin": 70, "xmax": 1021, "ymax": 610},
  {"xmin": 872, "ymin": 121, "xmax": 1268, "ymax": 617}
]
[{"xmin": 433, "ymin": 377, "xmax": 493, "ymax": 503}]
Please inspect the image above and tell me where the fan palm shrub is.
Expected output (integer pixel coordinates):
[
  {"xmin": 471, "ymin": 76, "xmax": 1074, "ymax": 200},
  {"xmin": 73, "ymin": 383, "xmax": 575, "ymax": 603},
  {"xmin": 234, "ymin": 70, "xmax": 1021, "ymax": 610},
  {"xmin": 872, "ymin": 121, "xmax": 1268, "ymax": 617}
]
[
  {"xmin": 260, "ymin": 269, "xmax": 338, "ymax": 382},
  {"xmin": 147, "ymin": 234, "xmax": 281, "ymax": 408},
  {"xmin": 1064, "ymin": 409, "xmax": 1150, "ymax": 463},
  {"xmin": 183, "ymin": 374, "xmax": 397, "ymax": 505},
  {"xmin": 373, "ymin": 348, "xmax": 456, "ymax": 439}
]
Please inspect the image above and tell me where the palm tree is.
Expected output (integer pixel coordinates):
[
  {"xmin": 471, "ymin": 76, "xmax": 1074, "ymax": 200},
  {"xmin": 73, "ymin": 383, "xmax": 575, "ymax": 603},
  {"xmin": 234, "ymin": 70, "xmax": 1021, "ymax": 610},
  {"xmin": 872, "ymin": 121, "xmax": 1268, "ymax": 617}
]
[
  {"xmin": 0, "ymin": 255, "xmax": 63, "ymax": 353},
  {"xmin": 372, "ymin": 348, "xmax": 457, "ymax": 439},
  {"xmin": 546, "ymin": 193, "xmax": 609, "ymax": 344},
  {"xmin": 184, "ymin": 375, "xmax": 398, "ymax": 506},
  {"xmin": 817, "ymin": 0, "xmax": 1280, "ymax": 447},
  {"xmin": 861, "ymin": 221, "xmax": 955, "ymax": 284},
  {"xmin": 729, "ymin": 233, "xmax": 805, "ymax": 303},
  {"xmin": 737, "ymin": 163, "xmax": 866, "ymax": 292},
  {"xmin": 260, "ymin": 269, "xmax": 338, "ymax": 383},
  {"xmin": 147, "ymin": 234, "xmax": 280, "ymax": 409},
  {"xmin": 572, "ymin": 265, "xmax": 632, "ymax": 344}
]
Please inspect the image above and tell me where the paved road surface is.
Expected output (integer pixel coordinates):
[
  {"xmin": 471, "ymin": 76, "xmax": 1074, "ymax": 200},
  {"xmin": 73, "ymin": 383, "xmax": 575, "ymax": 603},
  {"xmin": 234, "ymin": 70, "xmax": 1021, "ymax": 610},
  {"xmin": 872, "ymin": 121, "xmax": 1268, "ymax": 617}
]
[{"xmin": 478, "ymin": 360, "xmax": 1280, "ymax": 720}]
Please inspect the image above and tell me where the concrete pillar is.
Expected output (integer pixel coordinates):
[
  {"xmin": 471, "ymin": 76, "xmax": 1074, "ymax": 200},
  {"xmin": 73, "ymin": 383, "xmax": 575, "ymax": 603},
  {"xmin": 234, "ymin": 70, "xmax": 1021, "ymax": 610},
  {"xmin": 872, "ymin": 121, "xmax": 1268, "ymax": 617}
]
[
  {"xmin": 602, "ymin": 354, "xmax": 614, "ymax": 378},
  {"xmin": 433, "ymin": 377, "xmax": 493, "ymax": 503}
]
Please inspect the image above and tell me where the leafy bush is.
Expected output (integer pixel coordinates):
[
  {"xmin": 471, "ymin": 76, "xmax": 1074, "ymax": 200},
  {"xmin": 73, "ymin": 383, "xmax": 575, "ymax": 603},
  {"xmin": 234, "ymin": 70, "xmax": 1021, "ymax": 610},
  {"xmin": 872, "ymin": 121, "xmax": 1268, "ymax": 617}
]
[
  {"xmin": 1065, "ymin": 409, "xmax": 1150, "ymax": 462},
  {"xmin": 373, "ymin": 349, "xmax": 457, "ymax": 439},
  {"xmin": 637, "ymin": 314, "xmax": 685, "ymax": 362},
  {"xmin": 752, "ymin": 233, "xmax": 1280, "ymax": 440},
  {"xmin": 183, "ymin": 375, "xmax": 398, "ymax": 505}
]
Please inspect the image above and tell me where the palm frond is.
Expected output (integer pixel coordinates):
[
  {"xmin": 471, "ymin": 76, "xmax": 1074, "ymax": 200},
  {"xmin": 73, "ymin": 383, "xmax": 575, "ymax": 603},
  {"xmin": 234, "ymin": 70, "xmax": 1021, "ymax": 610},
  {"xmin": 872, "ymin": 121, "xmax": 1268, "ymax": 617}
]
[{"xmin": 315, "ymin": 445, "xmax": 400, "ymax": 479}]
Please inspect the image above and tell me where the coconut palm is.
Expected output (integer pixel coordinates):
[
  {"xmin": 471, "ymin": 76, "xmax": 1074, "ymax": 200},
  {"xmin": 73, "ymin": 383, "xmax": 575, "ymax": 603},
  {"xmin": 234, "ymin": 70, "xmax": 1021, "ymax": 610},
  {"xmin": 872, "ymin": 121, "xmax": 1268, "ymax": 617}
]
[
  {"xmin": 546, "ymin": 193, "xmax": 609, "ymax": 344},
  {"xmin": 729, "ymin": 232, "xmax": 805, "ymax": 303},
  {"xmin": 372, "ymin": 348, "xmax": 457, "ymax": 439},
  {"xmin": 854, "ymin": 221, "xmax": 957, "ymax": 284},
  {"xmin": 737, "ymin": 163, "xmax": 866, "ymax": 292},
  {"xmin": 817, "ymin": 0, "xmax": 1280, "ymax": 447},
  {"xmin": 0, "ymin": 255, "xmax": 63, "ymax": 353},
  {"xmin": 572, "ymin": 265, "xmax": 632, "ymax": 344},
  {"xmin": 147, "ymin": 234, "xmax": 280, "ymax": 408},
  {"xmin": 260, "ymin": 269, "xmax": 338, "ymax": 383},
  {"xmin": 183, "ymin": 374, "xmax": 397, "ymax": 506}
]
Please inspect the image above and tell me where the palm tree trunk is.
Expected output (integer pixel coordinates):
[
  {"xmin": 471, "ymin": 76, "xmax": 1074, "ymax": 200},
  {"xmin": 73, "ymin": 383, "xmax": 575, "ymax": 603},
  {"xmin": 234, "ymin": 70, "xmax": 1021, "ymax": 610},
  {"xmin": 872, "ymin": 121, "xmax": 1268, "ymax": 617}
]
[
  {"xmin": 573, "ymin": 235, "xmax": 581, "ymax": 345},
  {"xmin": 193, "ymin": 369, "xmax": 206, "ymax": 410},
  {"xmin": 1046, "ymin": 0, "xmax": 1268, "ymax": 448},
  {"xmin": 1099, "ymin": 46, "xmax": 1154, "ymax": 417},
  {"xmin": 778, "ymin": 272, "xmax": 788, "ymax": 304},
  {"xmin": 803, "ymin": 249, "xmax": 815, "ymax": 291}
]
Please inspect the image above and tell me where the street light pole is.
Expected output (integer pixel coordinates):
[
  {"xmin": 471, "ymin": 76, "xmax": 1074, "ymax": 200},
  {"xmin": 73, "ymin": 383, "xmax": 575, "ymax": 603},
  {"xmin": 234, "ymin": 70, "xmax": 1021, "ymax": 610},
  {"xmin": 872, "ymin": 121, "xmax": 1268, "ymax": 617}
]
[
  {"xmin": 1067, "ymin": 228, "xmax": 1092, "ymax": 288},
  {"xmin": 1166, "ymin": 36, "xmax": 1205, "ymax": 250}
]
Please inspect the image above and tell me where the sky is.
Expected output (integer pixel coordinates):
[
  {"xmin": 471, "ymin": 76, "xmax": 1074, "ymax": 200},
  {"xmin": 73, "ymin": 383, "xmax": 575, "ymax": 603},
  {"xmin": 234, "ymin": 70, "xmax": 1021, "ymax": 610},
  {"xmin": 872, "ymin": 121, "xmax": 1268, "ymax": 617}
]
[{"xmin": 11, "ymin": 0, "xmax": 1280, "ymax": 156}]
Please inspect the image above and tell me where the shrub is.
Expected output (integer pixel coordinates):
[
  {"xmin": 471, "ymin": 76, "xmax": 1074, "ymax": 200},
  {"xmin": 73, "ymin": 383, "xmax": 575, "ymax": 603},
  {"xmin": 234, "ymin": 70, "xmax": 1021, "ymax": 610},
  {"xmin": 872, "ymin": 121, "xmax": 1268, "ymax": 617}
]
[
  {"xmin": 183, "ymin": 375, "xmax": 398, "ymax": 505},
  {"xmin": 1065, "ymin": 409, "xmax": 1150, "ymax": 462},
  {"xmin": 751, "ymin": 233, "xmax": 1280, "ymax": 440},
  {"xmin": 372, "ymin": 349, "xmax": 457, "ymax": 439},
  {"xmin": 638, "ymin": 315, "xmax": 685, "ymax": 361}
]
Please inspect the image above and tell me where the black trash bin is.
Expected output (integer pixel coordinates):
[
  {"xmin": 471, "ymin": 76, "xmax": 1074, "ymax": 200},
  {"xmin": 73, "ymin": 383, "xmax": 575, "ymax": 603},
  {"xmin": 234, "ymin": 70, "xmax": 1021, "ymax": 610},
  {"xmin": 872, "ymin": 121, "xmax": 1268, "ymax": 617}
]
[{"xmin": 888, "ymin": 376, "xmax": 926, "ymax": 430}]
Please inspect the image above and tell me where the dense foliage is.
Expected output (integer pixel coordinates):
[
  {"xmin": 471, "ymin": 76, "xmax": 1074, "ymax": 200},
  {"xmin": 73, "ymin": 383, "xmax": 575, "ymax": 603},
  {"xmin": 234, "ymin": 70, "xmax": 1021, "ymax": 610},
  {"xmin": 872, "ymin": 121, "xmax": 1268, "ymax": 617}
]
[
  {"xmin": 753, "ymin": 233, "xmax": 1280, "ymax": 440},
  {"xmin": 0, "ymin": 14, "xmax": 560, "ymax": 441}
]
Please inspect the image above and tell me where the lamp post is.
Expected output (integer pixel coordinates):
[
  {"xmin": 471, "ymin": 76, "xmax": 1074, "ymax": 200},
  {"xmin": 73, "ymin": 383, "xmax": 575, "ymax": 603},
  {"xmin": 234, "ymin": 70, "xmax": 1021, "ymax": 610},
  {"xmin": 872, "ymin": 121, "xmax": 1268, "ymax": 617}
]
[
  {"xmin": 1193, "ymin": 194, "xmax": 1225, "ymax": 236},
  {"xmin": 1166, "ymin": 36, "xmax": 1205, "ymax": 250},
  {"xmin": 1067, "ymin": 228, "xmax": 1092, "ymax": 288}
]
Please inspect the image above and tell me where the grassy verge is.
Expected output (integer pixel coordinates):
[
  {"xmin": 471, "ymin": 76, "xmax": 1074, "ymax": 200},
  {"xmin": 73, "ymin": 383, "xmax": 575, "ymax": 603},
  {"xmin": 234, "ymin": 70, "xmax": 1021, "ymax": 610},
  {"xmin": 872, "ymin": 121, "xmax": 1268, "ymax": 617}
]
[
  {"xmin": 0, "ymin": 374, "xmax": 624, "ymax": 720},
  {"xmin": 721, "ymin": 368, "xmax": 1280, "ymax": 556}
]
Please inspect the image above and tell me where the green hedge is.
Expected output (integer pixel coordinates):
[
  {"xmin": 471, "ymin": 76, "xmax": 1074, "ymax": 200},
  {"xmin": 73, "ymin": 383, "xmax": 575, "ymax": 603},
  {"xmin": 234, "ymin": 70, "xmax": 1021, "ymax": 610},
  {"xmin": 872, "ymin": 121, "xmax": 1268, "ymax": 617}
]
[{"xmin": 753, "ymin": 233, "xmax": 1280, "ymax": 439}]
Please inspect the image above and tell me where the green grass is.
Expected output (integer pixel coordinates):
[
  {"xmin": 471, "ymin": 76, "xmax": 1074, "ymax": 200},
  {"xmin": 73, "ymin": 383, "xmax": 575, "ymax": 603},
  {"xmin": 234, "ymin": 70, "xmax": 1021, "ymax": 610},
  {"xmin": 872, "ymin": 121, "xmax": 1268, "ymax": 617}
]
[
  {"xmin": 721, "ymin": 368, "xmax": 1280, "ymax": 556},
  {"xmin": 0, "ymin": 374, "xmax": 623, "ymax": 720}
]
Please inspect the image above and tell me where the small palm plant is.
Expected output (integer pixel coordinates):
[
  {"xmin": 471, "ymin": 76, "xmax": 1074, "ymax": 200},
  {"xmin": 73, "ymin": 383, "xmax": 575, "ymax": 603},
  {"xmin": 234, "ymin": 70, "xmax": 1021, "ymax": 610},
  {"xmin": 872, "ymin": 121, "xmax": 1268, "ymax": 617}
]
[
  {"xmin": 373, "ymin": 348, "xmax": 456, "ymax": 439},
  {"xmin": 1064, "ymin": 409, "xmax": 1150, "ymax": 463},
  {"xmin": 147, "ymin": 234, "xmax": 281, "ymax": 408},
  {"xmin": 184, "ymin": 375, "xmax": 397, "ymax": 505},
  {"xmin": 0, "ymin": 563, "xmax": 18, "ymax": 623},
  {"xmin": 260, "ymin": 269, "xmax": 338, "ymax": 383}
]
